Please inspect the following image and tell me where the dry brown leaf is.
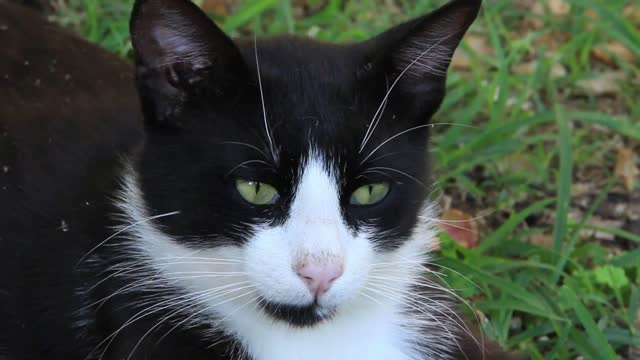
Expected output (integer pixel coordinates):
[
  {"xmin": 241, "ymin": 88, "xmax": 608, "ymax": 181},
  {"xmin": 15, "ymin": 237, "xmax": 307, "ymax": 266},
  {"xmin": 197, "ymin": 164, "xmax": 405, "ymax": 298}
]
[
  {"xmin": 514, "ymin": 0, "xmax": 537, "ymax": 11},
  {"xmin": 199, "ymin": 0, "xmax": 229, "ymax": 15},
  {"xmin": 527, "ymin": 2, "xmax": 545, "ymax": 29},
  {"xmin": 512, "ymin": 61, "xmax": 537, "ymax": 75},
  {"xmin": 580, "ymin": 218, "xmax": 623, "ymax": 241},
  {"xmin": 527, "ymin": 234, "xmax": 553, "ymax": 248},
  {"xmin": 533, "ymin": 32, "xmax": 570, "ymax": 51},
  {"xmin": 605, "ymin": 42, "xmax": 635, "ymax": 62},
  {"xmin": 512, "ymin": 60, "xmax": 566, "ymax": 79},
  {"xmin": 576, "ymin": 71, "xmax": 625, "ymax": 95},
  {"xmin": 496, "ymin": 153, "xmax": 535, "ymax": 174},
  {"xmin": 591, "ymin": 48, "xmax": 614, "ymax": 65},
  {"xmin": 614, "ymin": 147, "xmax": 639, "ymax": 191},
  {"xmin": 585, "ymin": 9, "xmax": 600, "ymax": 19},
  {"xmin": 583, "ymin": 9, "xmax": 601, "ymax": 30},
  {"xmin": 572, "ymin": 182, "xmax": 595, "ymax": 197},
  {"xmin": 550, "ymin": 63, "xmax": 568, "ymax": 78},
  {"xmin": 548, "ymin": 0, "xmax": 571, "ymax": 17},
  {"xmin": 624, "ymin": 4, "xmax": 640, "ymax": 23},
  {"xmin": 451, "ymin": 34, "xmax": 493, "ymax": 71},
  {"xmin": 450, "ymin": 53, "xmax": 473, "ymax": 71},
  {"xmin": 591, "ymin": 41, "xmax": 636, "ymax": 65},
  {"xmin": 439, "ymin": 209, "xmax": 479, "ymax": 249}
]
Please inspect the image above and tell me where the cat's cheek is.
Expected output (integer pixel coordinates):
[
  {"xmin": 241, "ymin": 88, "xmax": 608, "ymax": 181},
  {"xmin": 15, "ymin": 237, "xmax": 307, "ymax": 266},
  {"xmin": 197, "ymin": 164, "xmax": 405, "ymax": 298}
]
[
  {"xmin": 318, "ymin": 233, "xmax": 376, "ymax": 307},
  {"xmin": 243, "ymin": 226, "xmax": 313, "ymax": 305}
]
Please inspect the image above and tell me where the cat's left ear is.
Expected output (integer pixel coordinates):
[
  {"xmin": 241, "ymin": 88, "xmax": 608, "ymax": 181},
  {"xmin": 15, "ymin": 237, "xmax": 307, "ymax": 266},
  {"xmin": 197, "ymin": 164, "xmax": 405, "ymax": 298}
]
[
  {"xmin": 130, "ymin": 0, "xmax": 247, "ymax": 127},
  {"xmin": 361, "ymin": 0, "xmax": 481, "ymax": 102}
]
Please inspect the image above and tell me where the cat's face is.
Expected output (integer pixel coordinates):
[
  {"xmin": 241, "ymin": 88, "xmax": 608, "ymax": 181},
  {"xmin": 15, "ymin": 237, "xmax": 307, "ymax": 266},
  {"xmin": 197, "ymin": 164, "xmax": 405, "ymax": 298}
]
[{"xmin": 123, "ymin": 0, "xmax": 479, "ymax": 330}]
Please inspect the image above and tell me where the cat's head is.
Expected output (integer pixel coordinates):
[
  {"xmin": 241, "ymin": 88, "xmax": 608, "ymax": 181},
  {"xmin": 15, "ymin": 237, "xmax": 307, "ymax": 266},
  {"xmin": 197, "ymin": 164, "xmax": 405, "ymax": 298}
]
[{"xmin": 122, "ymin": 0, "xmax": 479, "ymax": 332}]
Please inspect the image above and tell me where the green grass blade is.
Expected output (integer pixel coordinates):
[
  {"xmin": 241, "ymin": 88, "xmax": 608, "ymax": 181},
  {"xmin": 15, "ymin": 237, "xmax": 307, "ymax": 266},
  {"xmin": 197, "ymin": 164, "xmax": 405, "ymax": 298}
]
[
  {"xmin": 561, "ymin": 287, "xmax": 618, "ymax": 359},
  {"xmin": 552, "ymin": 177, "xmax": 615, "ymax": 283},
  {"xmin": 567, "ymin": 110, "xmax": 640, "ymax": 141},
  {"xmin": 611, "ymin": 249, "xmax": 640, "ymax": 268},
  {"xmin": 222, "ymin": 0, "xmax": 278, "ymax": 33},
  {"xmin": 552, "ymin": 100, "xmax": 572, "ymax": 255},
  {"xmin": 475, "ymin": 198, "xmax": 555, "ymax": 253}
]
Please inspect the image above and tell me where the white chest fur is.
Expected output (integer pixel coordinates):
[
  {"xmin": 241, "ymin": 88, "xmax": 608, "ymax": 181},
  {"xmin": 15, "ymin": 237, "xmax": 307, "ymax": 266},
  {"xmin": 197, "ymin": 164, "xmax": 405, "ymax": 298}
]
[{"xmin": 226, "ymin": 299, "xmax": 422, "ymax": 360}]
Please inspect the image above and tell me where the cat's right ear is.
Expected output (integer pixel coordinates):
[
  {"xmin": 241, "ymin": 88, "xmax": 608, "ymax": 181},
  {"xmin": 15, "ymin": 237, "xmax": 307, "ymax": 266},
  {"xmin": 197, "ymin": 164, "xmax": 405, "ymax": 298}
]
[{"xmin": 130, "ymin": 0, "xmax": 247, "ymax": 127}]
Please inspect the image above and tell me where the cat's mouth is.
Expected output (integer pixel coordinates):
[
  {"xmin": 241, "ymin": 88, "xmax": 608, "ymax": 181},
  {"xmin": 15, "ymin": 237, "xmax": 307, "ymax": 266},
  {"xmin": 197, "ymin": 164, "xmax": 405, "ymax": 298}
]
[{"xmin": 258, "ymin": 298, "xmax": 336, "ymax": 327}]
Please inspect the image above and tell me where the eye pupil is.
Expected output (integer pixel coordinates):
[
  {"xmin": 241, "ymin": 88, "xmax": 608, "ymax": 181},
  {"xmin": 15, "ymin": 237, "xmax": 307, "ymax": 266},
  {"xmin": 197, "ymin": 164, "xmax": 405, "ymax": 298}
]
[
  {"xmin": 350, "ymin": 183, "xmax": 389, "ymax": 206},
  {"xmin": 235, "ymin": 179, "xmax": 278, "ymax": 205}
]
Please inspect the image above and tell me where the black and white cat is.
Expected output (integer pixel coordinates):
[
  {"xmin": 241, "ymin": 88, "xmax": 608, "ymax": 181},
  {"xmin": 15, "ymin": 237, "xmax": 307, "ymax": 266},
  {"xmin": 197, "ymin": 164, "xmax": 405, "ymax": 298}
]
[{"xmin": 1, "ymin": 0, "xmax": 522, "ymax": 359}]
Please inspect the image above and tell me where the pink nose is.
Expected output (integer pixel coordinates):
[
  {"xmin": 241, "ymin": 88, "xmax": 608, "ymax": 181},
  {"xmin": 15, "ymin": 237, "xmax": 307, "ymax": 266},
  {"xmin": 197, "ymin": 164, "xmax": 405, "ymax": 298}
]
[{"xmin": 295, "ymin": 261, "xmax": 344, "ymax": 298}]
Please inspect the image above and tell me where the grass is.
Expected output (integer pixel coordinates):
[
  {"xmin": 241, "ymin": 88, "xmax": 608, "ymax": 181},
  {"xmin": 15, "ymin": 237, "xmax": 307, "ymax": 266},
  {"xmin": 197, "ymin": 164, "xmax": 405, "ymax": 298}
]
[{"xmin": 50, "ymin": 0, "xmax": 640, "ymax": 358}]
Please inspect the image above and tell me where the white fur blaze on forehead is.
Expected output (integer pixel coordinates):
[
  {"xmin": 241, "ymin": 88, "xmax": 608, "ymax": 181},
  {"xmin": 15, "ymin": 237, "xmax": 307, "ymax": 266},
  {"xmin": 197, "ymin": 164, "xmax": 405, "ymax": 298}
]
[
  {"xmin": 291, "ymin": 156, "xmax": 340, "ymax": 218},
  {"xmin": 287, "ymin": 155, "xmax": 346, "ymax": 254}
]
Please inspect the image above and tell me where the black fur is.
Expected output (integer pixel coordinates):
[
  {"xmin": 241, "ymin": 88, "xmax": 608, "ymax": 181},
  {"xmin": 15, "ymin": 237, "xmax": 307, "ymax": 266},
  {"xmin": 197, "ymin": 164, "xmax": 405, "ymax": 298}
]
[
  {"xmin": 129, "ymin": 0, "xmax": 479, "ymax": 252},
  {"xmin": 1, "ymin": 0, "xmax": 523, "ymax": 359},
  {"xmin": 0, "ymin": 1, "xmax": 142, "ymax": 358}
]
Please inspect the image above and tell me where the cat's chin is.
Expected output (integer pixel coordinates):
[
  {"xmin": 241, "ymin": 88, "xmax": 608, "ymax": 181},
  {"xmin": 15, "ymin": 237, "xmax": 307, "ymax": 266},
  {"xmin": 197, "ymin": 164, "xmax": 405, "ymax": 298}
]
[{"xmin": 258, "ymin": 298, "xmax": 337, "ymax": 327}]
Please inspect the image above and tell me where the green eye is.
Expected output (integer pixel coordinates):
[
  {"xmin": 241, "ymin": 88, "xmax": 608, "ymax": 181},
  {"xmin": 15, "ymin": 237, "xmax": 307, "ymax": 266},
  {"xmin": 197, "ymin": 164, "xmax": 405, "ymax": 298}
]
[
  {"xmin": 350, "ymin": 183, "xmax": 390, "ymax": 206},
  {"xmin": 235, "ymin": 179, "xmax": 279, "ymax": 205}
]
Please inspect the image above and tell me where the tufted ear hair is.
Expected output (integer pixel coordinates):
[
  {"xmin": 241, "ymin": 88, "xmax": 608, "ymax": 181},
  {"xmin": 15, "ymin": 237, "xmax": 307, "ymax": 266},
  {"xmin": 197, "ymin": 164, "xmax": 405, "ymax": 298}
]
[
  {"xmin": 130, "ymin": 0, "xmax": 248, "ymax": 127},
  {"xmin": 360, "ymin": 0, "xmax": 481, "ymax": 100}
]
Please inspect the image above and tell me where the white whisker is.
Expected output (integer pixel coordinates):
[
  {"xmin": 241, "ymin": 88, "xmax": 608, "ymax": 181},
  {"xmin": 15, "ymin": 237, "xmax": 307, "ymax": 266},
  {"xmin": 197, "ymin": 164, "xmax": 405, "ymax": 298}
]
[
  {"xmin": 363, "ymin": 284, "xmax": 469, "ymax": 358},
  {"xmin": 359, "ymin": 34, "xmax": 455, "ymax": 154},
  {"xmin": 364, "ymin": 166, "xmax": 427, "ymax": 188},
  {"xmin": 225, "ymin": 159, "xmax": 271, "ymax": 176},
  {"xmin": 92, "ymin": 283, "xmax": 253, "ymax": 360},
  {"xmin": 220, "ymin": 141, "xmax": 269, "ymax": 160},
  {"xmin": 360, "ymin": 124, "xmax": 434, "ymax": 165},
  {"xmin": 76, "ymin": 211, "xmax": 180, "ymax": 266},
  {"xmin": 254, "ymin": 37, "xmax": 277, "ymax": 162},
  {"xmin": 128, "ymin": 288, "xmax": 258, "ymax": 360}
]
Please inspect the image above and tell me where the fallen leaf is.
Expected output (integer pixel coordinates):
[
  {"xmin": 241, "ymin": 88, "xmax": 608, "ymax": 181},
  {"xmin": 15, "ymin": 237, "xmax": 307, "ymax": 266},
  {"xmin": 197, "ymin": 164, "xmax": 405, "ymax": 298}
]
[
  {"xmin": 624, "ymin": 4, "xmax": 640, "ymax": 23},
  {"xmin": 495, "ymin": 153, "xmax": 535, "ymax": 174},
  {"xmin": 526, "ymin": 234, "xmax": 553, "ymax": 248},
  {"xmin": 533, "ymin": 32, "xmax": 570, "ymax": 51},
  {"xmin": 584, "ymin": 9, "xmax": 601, "ymax": 30},
  {"xmin": 451, "ymin": 34, "xmax": 493, "ymax": 71},
  {"xmin": 591, "ymin": 48, "xmax": 613, "ymax": 65},
  {"xmin": 199, "ymin": 0, "xmax": 229, "ymax": 15},
  {"xmin": 614, "ymin": 147, "xmax": 639, "ymax": 191},
  {"xmin": 576, "ymin": 71, "xmax": 625, "ymax": 95},
  {"xmin": 571, "ymin": 182, "xmax": 595, "ymax": 197},
  {"xmin": 511, "ymin": 60, "xmax": 566, "ymax": 79},
  {"xmin": 548, "ymin": 0, "xmax": 571, "ymax": 16},
  {"xmin": 591, "ymin": 41, "xmax": 636, "ymax": 66},
  {"xmin": 579, "ymin": 218, "xmax": 623, "ymax": 241},
  {"xmin": 451, "ymin": 50, "xmax": 471, "ymax": 71},
  {"xmin": 514, "ymin": 0, "xmax": 537, "ymax": 11},
  {"xmin": 550, "ymin": 63, "xmax": 568, "ymax": 78},
  {"xmin": 439, "ymin": 209, "xmax": 479, "ymax": 249},
  {"xmin": 527, "ymin": 2, "xmax": 545, "ymax": 29},
  {"xmin": 512, "ymin": 61, "xmax": 537, "ymax": 75}
]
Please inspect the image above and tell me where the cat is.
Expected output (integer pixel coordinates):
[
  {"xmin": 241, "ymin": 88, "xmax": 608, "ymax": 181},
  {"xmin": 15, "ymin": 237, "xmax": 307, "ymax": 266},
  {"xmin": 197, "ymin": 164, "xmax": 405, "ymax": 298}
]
[{"xmin": 0, "ymin": 0, "xmax": 523, "ymax": 359}]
